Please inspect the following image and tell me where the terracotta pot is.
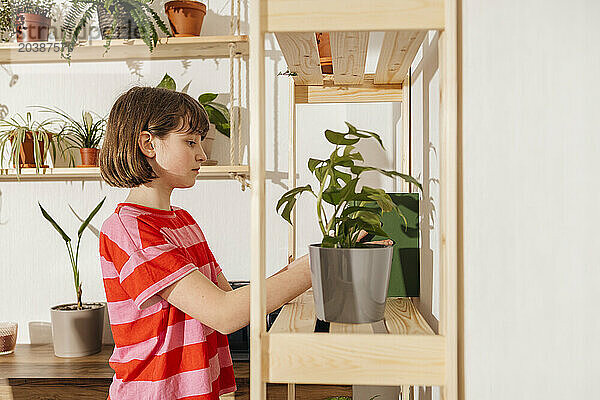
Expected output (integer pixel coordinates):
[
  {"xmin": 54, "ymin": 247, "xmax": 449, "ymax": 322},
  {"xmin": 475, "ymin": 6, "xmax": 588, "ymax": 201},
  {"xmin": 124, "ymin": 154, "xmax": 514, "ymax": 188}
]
[
  {"xmin": 315, "ymin": 32, "xmax": 333, "ymax": 74},
  {"xmin": 50, "ymin": 303, "xmax": 105, "ymax": 358},
  {"xmin": 8, "ymin": 131, "xmax": 52, "ymax": 168},
  {"xmin": 16, "ymin": 13, "xmax": 51, "ymax": 42},
  {"xmin": 165, "ymin": 0, "xmax": 207, "ymax": 37},
  {"xmin": 78, "ymin": 148, "xmax": 100, "ymax": 167}
]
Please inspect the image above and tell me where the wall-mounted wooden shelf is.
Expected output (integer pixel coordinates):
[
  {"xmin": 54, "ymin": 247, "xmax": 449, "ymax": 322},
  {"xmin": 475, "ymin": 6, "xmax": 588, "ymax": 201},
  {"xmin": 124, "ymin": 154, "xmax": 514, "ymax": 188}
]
[
  {"xmin": 0, "ymin": 165, "xmax": 249, "ymax": 181},
  {"xmin": 0, "ymin": 35, "xmax": 248, "ymax": 64},
  {"xmin": 267, "ymin": 291, "xmax": 443, "ymax": 386}
]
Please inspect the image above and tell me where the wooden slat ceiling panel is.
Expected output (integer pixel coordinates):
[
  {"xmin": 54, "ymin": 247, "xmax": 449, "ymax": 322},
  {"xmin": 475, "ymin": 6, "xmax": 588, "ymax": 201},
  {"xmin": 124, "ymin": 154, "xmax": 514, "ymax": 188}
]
[
  {"xmin": 375, "ymin": 31, "xmax": 427, "ymax": 84},
  {"xmin": 329, "ymin": 31, "xmax": 369, "ymax": 85},
  {"xmin": 274, "ymin": 32, "xmax": 323, "ymax": 85}
]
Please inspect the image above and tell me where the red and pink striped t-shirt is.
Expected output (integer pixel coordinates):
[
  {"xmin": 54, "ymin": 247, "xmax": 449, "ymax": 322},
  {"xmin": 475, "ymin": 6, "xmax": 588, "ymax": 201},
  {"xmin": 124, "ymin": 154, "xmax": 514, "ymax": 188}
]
[{"xmin": 99, "ymin": 202, "xmax": 236, "ymax": 400}]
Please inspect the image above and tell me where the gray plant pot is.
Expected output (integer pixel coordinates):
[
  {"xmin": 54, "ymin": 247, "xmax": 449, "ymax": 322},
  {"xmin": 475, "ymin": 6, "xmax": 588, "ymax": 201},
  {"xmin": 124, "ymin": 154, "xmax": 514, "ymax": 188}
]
[
  {"xmin": 50, "ymin": 303, "xmax": 105, "ymax": 358},
  {"xmin": 308, "ymin": 244, "xmax": 393, "ymax": 324}
]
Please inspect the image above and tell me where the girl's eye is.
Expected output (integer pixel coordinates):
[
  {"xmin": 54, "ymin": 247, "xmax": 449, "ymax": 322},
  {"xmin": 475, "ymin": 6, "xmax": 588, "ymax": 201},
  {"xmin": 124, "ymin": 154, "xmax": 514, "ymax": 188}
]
[{"xmin": 187, "ymin": 140, "xmax": 196, "ymax": 146}]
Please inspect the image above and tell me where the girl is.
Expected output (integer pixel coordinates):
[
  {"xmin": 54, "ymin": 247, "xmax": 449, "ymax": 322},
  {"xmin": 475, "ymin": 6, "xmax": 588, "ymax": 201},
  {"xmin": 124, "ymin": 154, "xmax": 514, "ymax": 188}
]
[{"xmin": 98, "ymin": 86, "xmax": 312, "ymax": 400}]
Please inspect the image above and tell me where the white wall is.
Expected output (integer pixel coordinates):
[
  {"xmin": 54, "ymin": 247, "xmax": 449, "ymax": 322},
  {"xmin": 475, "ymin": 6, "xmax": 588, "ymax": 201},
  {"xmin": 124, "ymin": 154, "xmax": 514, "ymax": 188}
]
[
  {"xmin": 0, "ymin": 7, "xmax": 407, "ymax": 345},
  {"xmin": 462, "ymin": 0, "xmax": 600, "ymax": 398}
]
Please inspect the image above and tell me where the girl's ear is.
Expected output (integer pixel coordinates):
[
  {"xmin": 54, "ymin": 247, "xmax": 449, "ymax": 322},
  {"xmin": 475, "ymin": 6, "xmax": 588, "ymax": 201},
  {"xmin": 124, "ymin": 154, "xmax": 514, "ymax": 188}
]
[{"xmin": 138, "ymin": 131, "xmax": 155, "ymax": 158}]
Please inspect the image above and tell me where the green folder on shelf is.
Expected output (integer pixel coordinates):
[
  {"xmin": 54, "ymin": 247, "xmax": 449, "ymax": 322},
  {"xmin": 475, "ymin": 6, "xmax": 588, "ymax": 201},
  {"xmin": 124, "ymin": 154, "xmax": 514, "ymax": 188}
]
[{"xmin": 364, "ymin": 193, "xmax": 420, "ymax": 297}]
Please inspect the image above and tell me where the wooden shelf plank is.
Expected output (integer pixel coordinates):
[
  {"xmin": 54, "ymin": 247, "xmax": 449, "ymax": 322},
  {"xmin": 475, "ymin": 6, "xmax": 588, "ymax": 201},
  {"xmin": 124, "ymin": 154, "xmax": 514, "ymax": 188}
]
[
  {"xmin": 274, "ymin": 33, "xmax": 323, "ymax": 85},
  {"xmin": 268, "ymin": 293, "xmax": 442, "ymax": 385},
  {"xmin": 0, "ymin": 36, "xmax": 248, "ymax": 64},
  {"xmin": 266, "ymin": 332, "xmax": 445, "ymax": 385},
  {"xmin": 265, "ymin": 0, "xmax": 444, "ymax": 32},
  {"xmin": 375, "ymin": 31, "xmax": 427, "ymax": 84},
  {"xmin": 385, "ymin": 298, "xmax": 435, "ymax": 335},
  {"xmin": 295, "ymin": 74, "xmax": 403, "ymax": 103},
  {"xmin": 0, "ymin": 165, "xmax": 249, "ymax": 181},
  {"xmin": 330, "ymin": 32, "xmax": 369, "ymax": 85}
]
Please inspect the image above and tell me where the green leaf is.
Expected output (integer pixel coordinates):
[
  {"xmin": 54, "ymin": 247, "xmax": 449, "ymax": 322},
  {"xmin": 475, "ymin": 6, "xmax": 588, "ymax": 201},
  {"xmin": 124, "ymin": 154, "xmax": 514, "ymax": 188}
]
[
  {"xmin": 325, "ymin": 129, "xmax": 359, "ymax": 145},
  {"xmin": 279, "ymin": 197, "xmax": 297, "ymax": 225},
  {"xmin": 276, "ymin": 185, "xmax": 315, "ymax": 213},
  {"xmin": 321, "ymin": 235, "xmax": 339, "ymax": 248},
  {"xmin": 157, "ymin": 73, "xmax": 176, "ymax": 90},
  {"xmin": 340, "ymin": 206, "xmax": 381, "ymax": 219},
  {"xmin": 77, "ymin": 197, "xmax": 106, "ymax": 240},
  {"xmin": 198, "ymin": 93, "xmax": 218, "ymax": 104},
  {"xmin": 308, "ymin": 158, "xmax": 325, "ymax": 173},
  {"xmin": 39, "ymin": 203, "xmax": 71, "ymax": 243},
  {"xmin": 346, "ymin": 121, "xmax": 384, "ymax": 148}
]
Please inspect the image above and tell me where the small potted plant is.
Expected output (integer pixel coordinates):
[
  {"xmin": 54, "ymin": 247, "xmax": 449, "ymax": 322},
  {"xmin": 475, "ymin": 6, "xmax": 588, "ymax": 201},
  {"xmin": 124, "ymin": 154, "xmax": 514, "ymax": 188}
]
[
  {"xmin": 13, "ymin": 0, "xmax": 56, "ymax": 42},
  {"xmin": 60, "ymin": 0, "xmax": 171, "ymax": 62},
  {"xmin": 164, "ymin": 0, "xmax": 206, "ymax": 37},
  {"xmin": 34, "ymin": 105, "xmax": 106, "ymax": 167},
  {"xmin": 39, "ymin": 197, "xmax": 106, "ymax": 357},
  {"xmin": 157, "ymin": 73, "xmax": 230, "ymax": 164},
  {"xmin": 276, "ymin": 122, "xmax": 422, "ymax": 324},
  {"xmin": 0, "ymin": 112, "xmax": 59, "ymax": 179}
]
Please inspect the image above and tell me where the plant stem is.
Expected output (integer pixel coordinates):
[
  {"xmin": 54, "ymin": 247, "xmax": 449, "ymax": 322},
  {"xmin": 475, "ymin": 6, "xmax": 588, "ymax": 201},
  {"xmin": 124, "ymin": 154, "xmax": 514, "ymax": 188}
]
[
  {"xmin": 316, "ymin": 173, "xmax": 328, "ymax": 236},
  {"xmin": 66, "ymin": 242, "xmax": 81, "ymax": 309}
]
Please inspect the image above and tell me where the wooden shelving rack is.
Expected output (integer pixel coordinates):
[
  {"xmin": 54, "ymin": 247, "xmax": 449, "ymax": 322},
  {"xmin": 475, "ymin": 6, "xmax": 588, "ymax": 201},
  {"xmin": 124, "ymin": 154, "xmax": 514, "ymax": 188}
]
[{"xmin": 249, "ymin": 0, "xmax": 458, "ymax": 400}]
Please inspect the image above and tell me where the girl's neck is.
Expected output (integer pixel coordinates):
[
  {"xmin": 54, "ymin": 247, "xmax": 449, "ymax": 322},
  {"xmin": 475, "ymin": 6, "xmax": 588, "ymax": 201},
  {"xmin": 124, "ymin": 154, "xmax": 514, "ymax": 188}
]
[{"xmin": 125, "ymin": 182, "xmax": 173, "ymax": 212}]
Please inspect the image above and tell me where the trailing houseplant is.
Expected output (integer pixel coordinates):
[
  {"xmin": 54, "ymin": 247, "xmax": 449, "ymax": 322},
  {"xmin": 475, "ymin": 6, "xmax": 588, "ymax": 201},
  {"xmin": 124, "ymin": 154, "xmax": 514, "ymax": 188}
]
[
  {"xmin": 13, "ymin": 0, "xmax": 56, "ymax": 42},
  {"xmin": 39, "ymin": 196, "xmax": 106, "ymax": 357},
  {"xmin": 157, "ymin": 73, "xmax": 230, "ymax": 163},
  {"xmin": 60, "ymin": 0, "xmax": 171, "ymax": 62},
  {"xmin": 276, "ymin": 122, "xmax": 422, "ymax": 323},
  {"xmin": 34, "ymin": 105, "xmax": 106, "ymax": 167},
  {"xmin": 0, "ymin": 112, "xmax": 59, "ymax": 179}
]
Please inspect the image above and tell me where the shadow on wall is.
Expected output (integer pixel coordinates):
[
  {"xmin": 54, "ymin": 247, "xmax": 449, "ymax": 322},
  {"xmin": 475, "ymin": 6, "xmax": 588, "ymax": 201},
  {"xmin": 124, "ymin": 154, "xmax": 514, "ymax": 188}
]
[{"xmin": 411, "ymin": 32, "xmax": 440, "ymax": 400}]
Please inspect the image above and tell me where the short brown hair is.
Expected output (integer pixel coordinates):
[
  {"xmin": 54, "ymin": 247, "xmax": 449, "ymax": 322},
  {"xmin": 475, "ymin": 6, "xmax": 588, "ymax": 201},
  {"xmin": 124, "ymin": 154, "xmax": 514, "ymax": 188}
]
[{"xmin": 100, "ymin": 86, "xmax": 210, "ymax": 188}]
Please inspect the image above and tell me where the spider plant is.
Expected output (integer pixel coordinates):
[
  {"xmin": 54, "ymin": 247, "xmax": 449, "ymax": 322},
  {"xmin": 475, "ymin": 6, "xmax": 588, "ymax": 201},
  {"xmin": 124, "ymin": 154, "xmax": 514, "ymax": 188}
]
[
  {"xmin": 60, "ymin": 0, "xmax": 171, "ymax": 63},
  {"xmin": 33, "ymin": 105, "xmax": 106, "ymax": 167},
  {"xmin": 39, "ymin": 197, "xmax": 106, "ymax": 309},
  {"xmin": 0, "ymin": 112, "xmax": 59, "ymax": 179}
]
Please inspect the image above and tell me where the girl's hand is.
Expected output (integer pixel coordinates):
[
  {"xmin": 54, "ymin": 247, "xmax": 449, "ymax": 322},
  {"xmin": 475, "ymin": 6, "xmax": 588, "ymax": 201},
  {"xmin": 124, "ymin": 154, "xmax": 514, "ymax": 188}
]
[{"xmin": 356, "ymin": 229, "xmax": 394, "ymax": 246}]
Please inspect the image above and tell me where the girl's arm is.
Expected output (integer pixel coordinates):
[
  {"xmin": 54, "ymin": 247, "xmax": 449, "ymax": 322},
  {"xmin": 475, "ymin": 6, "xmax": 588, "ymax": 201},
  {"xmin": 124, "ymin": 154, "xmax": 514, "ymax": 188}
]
[{"xmin": 158, "ymin": 255, "xmax": 311, "ymax": 334}]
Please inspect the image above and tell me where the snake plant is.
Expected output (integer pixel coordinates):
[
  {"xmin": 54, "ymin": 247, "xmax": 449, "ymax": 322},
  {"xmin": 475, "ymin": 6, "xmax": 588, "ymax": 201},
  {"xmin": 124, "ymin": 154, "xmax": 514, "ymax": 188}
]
[{"xmin": 39, "ymin": 197, "xmax": 106, "ymax": 309}]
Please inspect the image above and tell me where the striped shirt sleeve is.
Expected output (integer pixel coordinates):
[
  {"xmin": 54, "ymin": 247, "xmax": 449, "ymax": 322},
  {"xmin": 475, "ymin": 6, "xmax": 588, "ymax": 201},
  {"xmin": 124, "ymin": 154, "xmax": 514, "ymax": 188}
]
[{"xmin": 115, "ymin": 217, "xmax": 198, "ymax": 310}]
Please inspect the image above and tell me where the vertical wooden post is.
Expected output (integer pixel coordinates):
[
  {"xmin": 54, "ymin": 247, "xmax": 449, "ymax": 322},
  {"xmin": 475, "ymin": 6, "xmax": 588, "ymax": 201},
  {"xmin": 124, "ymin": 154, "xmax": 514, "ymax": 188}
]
[
  {"xmin": 249, "ymin": 0, "xmax": 266, "ymax": 399},
  {"xmin": 439, "ymin": 0, "xmax": 458, "ymax": 399},
  {"xmin": 286, "ymin": 77, "xmax": 297, "ymax": 400},
  {"xmin": 401, "ymin": 71, "xmax": 412, "ymax": 192}
]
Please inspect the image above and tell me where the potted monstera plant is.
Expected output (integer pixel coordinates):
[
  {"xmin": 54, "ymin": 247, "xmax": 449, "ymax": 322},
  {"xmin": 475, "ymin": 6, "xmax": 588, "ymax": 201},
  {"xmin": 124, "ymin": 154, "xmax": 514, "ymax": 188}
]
[
  {"xmin": 277, "ymin": 122, "xmax": 422, "ymax": 324},
  {"xmin": 157, "ymin": 73, "xmax": 230, "ymax": 165},
  {"xmin": 39, "ymin": 197, "xmax": 106, "ymax": 357}
]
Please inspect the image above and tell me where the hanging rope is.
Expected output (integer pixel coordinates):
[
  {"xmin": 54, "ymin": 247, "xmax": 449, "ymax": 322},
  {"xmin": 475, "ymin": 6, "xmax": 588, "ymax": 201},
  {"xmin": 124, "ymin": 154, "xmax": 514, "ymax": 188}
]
[
  {"xmin": 229, "ymin": 42, "xmax": 236, "ymax": 166},
  {"xmin": 227, "ymin": 0, "xmax": 247, "ymax": 189}
]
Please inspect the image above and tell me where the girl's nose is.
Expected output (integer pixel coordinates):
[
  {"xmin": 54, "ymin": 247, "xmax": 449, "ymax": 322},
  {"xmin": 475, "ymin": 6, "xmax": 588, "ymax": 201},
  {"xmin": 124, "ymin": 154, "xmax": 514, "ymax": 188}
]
[{"xmin": 197, "ymin": 143, "xmax": 208, "ymax": 162}]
